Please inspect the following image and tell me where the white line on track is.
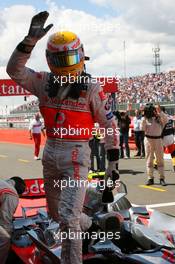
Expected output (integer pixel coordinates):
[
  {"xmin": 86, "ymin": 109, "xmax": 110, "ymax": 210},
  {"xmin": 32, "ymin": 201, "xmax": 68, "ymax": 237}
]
[
  {"xmin": 132, "ymin": 202, "xmax": 175, "ymax": 209},
  {"xmin": 0, "ymin": 155, "xmax": 8, "ymax": 158},
  {"xmin": 18, "ymin": 159, "xmax": 30, "ymax": 163},
  {"xmin": 146, "ymin": 202, "xmax": 175, "ymax": 209}
]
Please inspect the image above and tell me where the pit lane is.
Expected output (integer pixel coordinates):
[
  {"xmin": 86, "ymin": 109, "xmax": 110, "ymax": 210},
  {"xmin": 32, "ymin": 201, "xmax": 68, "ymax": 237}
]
[{"xmin": 0, "ymin": 142, "xmax": 175, "ymax": 216}]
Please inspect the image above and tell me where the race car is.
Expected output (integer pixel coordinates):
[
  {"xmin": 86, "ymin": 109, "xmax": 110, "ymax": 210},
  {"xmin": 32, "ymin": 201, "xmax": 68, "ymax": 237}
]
[{"xmin": 7, "ymin": 178, "xmax": 175, "ymax": 264}]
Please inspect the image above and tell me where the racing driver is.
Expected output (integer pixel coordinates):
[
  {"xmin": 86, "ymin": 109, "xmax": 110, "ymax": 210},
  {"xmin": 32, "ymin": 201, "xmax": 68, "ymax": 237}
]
[{"xmin": 7, "ymin": 11, "xmax": 120, "ymax": 264}]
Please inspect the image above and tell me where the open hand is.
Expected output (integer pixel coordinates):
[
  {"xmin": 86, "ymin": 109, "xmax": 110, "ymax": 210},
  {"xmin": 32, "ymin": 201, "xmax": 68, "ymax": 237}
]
[{"xmin": 28, "ymin": 11, "xmax": 53, "ymax": 40}]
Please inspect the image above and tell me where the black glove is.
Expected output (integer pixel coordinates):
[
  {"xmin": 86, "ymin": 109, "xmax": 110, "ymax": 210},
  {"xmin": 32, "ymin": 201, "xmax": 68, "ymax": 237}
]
[
  {"xmin": 17, "ymin": 11, "xmax": 53, "ymax": 53},
  {"xmin": 102, "ymin": 149, "xmax": 120, "ymax": 203},
  {"xmin": 28, "ymin": 11, "xmax": 53, "ymax": 40},
  {"xmin": 107, "ymin": 161, "xmax": 119, "ymax": 186},
  {"xmin": 102, "ymin": 187, "xmax": 114, "ymax": 203},
  {"xmin": 102, "ymin": 164, "xmax": 119, "ymax": 204}
]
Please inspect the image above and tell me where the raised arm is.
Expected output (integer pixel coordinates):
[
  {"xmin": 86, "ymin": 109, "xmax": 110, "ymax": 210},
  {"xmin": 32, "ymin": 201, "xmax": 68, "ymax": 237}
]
[{"xmin": 6, "ymin": 11, "xmax": 53, "ymax": 96}]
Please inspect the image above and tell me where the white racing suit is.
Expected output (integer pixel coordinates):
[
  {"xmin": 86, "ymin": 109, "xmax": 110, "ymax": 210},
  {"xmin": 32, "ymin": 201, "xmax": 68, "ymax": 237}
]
[
  {"xmin": 141, "ymin": 113, "xmax": 168, "ymax": 180},
  {"xmin": 0, "ymin": 179, "xmax": 19, "ymax": 264},
  {"xmin": 7, "ymin": 37, "xmax": 119, "ymax": 264}
]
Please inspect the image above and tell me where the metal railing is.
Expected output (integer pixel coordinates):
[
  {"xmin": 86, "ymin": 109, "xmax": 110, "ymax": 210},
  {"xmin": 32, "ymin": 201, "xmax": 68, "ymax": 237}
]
[
  {"xmin": 117, "ymin": 102, "xmax": 175, "ymax": 115},
  {"xmin": 0, "ymin": 121, "xmax": 29, "ymax": 129},
  {"xmin": 0, "ymin": 101, "xmax": 175, "ymax": 129}
]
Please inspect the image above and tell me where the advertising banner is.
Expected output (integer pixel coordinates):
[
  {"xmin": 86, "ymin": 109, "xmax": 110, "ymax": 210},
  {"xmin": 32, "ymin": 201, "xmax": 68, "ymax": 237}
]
[{"xmin": 0, "ymin": 79, "xmax": 31, "ymax": 96}]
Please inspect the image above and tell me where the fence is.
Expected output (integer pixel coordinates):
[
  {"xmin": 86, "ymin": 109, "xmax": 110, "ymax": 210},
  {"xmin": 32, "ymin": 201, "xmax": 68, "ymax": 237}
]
[
  {"xmin": 0, "ymin": 101, "xmax": 175, "ymax": 128},
  {"xmin": 117, "ymin": 102, "xmax": 175, "ymax": 116}
]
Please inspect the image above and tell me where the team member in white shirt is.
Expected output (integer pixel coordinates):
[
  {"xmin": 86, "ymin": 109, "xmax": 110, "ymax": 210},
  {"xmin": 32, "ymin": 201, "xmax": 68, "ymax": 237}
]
[
  {"xmin": 133, "ymin": 109, "xmax": 145, "ymax": 158},
  {"xmin": 29, "ymin": 113, "xmax": 45, "ymax": 160}
]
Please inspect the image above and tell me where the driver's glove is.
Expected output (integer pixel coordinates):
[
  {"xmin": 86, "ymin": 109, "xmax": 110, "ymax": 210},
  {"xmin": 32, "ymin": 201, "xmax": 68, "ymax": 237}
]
[
  {"xmin": 17, "ymin": 11, "xmax": 53, "ymax": 53},
  {"xmin": 28, "ymin": 11, "xmax": 53, "ymax": 41}
]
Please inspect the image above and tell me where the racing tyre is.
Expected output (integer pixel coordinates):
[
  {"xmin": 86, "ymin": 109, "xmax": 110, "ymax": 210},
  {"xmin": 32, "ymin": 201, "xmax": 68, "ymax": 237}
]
[{"xmin": 6, "ymin": 251, "xmax": 24, "ymax": 264}]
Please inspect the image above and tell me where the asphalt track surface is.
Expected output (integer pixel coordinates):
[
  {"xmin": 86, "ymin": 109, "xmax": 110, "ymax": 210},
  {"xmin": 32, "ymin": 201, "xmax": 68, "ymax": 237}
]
[{"xmin": 0, "ymin": 141, "xmax": 175, "ymax": 216}]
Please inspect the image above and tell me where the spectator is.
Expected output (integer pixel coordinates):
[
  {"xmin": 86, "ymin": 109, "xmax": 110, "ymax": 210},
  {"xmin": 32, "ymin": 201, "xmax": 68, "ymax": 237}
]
[{"xmin": 117, "ymin": 72, "xmax": 175, "ymax": 104}]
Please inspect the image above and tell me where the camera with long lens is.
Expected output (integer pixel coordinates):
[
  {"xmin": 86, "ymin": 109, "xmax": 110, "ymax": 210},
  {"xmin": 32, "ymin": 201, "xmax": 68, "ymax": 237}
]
[{"xmin": 144, "ymin": 103, "xmax": 156, "ymax": 119}]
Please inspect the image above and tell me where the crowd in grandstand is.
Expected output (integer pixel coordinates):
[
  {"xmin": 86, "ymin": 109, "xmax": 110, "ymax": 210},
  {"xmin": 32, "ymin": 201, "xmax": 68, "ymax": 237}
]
[
  {"xmin": 117, "ymin": 72, "xmax": 175, "ymax": 104},
  {"xmin": 10, "ymin": 99, "xmax": 39, "ymax": 114}
]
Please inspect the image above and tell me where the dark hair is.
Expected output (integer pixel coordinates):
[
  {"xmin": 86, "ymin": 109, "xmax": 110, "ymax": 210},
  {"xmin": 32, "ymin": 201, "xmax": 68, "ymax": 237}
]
[
  {"xmin": 144, "ymin": 103, "xmax": 156, "ymax": 119},
  {"xmin": 120, "ymin": 111, "xmax": 126, "ymax": 116},
  {"xmin": 10, "ymin": 176, "xmax": 26, "ymax": 195},
  {"xmin": 135, "ymin": 109, "xmax": 141, "ymax": 115},
  {"xmin": 160, "ymin": 106, "xmax": 166, "ymax": 113},
  {"xmin": 46, "ymin": 72, "xmax": 91, "ymax": 99}
]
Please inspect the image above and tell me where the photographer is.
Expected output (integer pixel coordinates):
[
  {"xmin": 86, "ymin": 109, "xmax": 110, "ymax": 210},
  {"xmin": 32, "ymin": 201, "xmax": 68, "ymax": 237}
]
[{"xmin": 141, "ymin": 104, "xmax": 168, "ymax": 186}]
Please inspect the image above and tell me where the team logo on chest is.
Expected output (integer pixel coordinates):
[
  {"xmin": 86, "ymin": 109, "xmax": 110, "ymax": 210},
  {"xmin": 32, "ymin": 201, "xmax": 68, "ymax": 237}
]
[{"xmin": 55, "ymin": 112, "xmax": 65, "ymax": 124}]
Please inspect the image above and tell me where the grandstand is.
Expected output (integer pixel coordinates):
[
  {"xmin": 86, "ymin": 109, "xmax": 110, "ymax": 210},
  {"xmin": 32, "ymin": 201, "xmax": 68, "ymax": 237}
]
[
  {"xmin": 117, "ymin": 71, "xmax": 175, "ymax": 115},
  {"xmin": 10, "ymin": 99, "xmax": 39, "ymax": 114},
  {"xmin": 0, "ymin": 100, "xmax": 39, "ymax": 128}
]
